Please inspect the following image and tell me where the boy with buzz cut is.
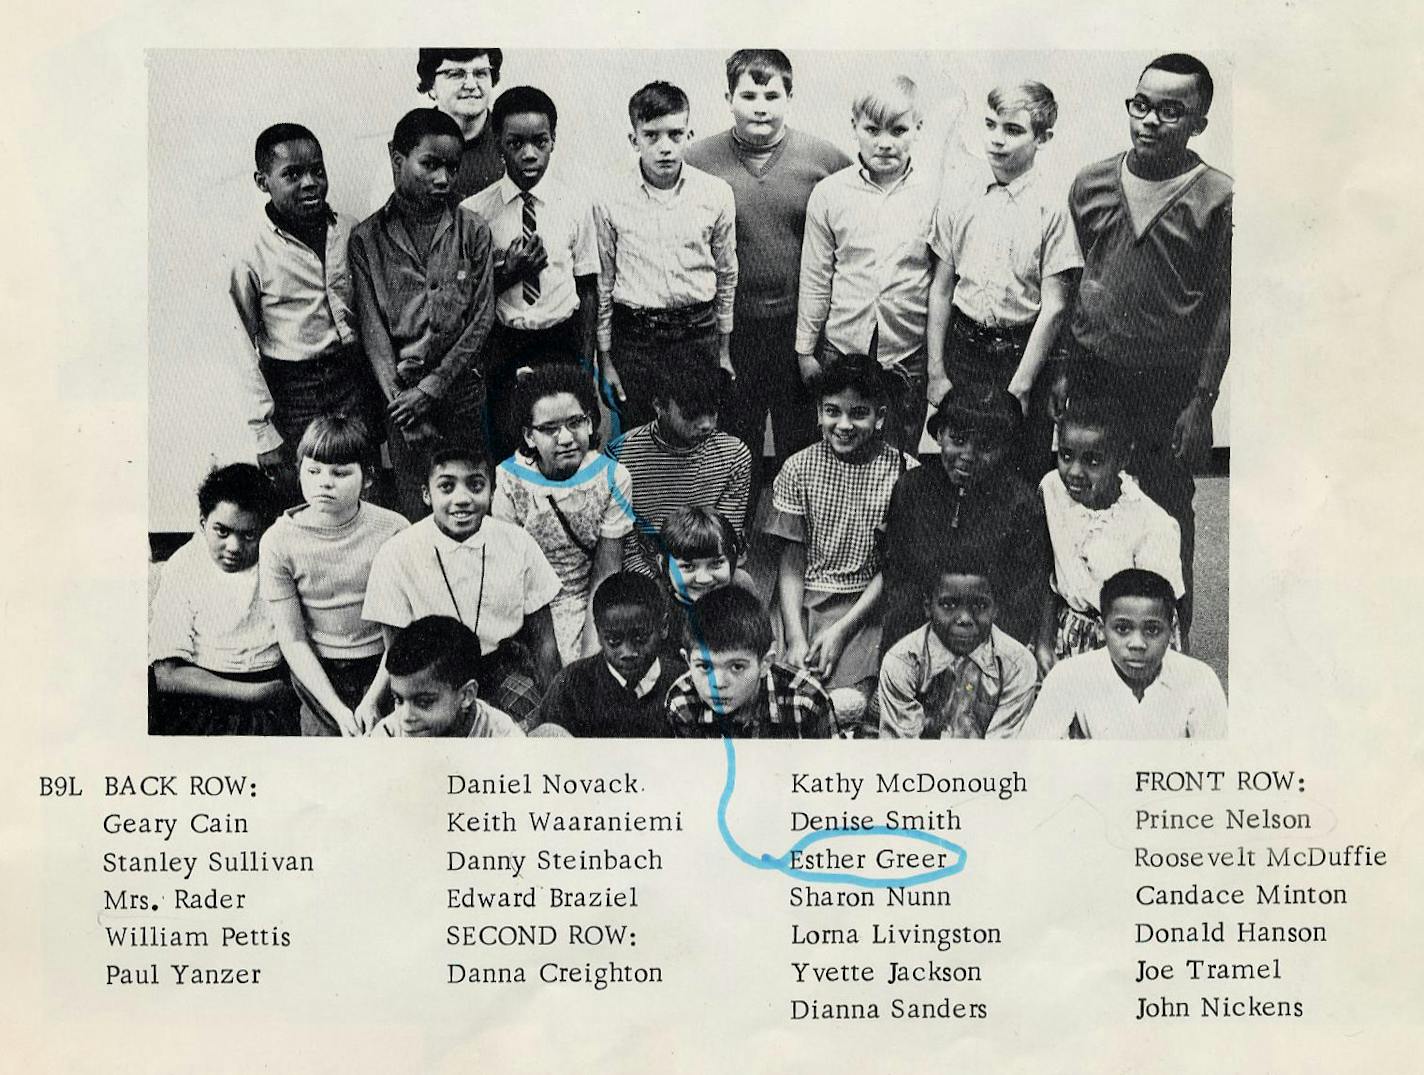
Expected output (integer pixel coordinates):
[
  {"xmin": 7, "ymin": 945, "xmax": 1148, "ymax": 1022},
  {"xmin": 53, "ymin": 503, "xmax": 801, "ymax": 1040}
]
[
  {"xmin": 349, "ymin": 107, "xmax": 497, "ymax": 522},
  {"xmin": 797, "ymin": 75, "xmax": 938, "ymax": 451},
  {"xmin": 369, "ymin": 616, "xmax": 523, "ymax": 737},
  {"xmin": 149, "ymin": 463, "xmax": 296, "ymax": 736},
  {"xmin": 229, "ymin": 123, "xmax": 380, "ymax": 504},
  {"xmin": 666, "ymin": 585, "xmax": 834, "ymax": 739},
  {"xmin": 1020, "ymin": 568, "xmax": 1226, "ymax": 739},
  {"xmin": 595, "ymin": 80, "xmax": 739, "ymax": 429},
  {"xmin": 878, "ymin": 559, "xmax": 1038, "ymax": 739},
  {"xmin": 605, "ymin": 359, "xmax": 752, "ymax": 578},
  {"xmin": 536, "ymin": 572, "xmax": 686, "ymax": 738},
  {"xmin": 361, "ymin": 444, "xmax": 563, "ymax": 724},
  {"xmin": 686, "ymin": 49, "xmax": 851, "ymax": 502},
  {"xmin": 462, "ymin": 85, "xmax": 599, "ymax": 460},
  {"xmin": 926, "ymin": 80, "xmax": 1082, "ymax": 480},
  {"xmin": 1068, "ymin": 53, "xmax": 1232, "ymax": 636}
]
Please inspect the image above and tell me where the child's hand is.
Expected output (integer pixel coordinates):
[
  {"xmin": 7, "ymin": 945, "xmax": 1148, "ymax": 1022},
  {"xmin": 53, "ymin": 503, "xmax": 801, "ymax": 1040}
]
[
  {"xmin": 388, "ymin": 387, "xmax": 435, "ymax": 428},
  {"xmin": 1034, "ymin": 641, "xmax": 1057, "ymax": 681},
  {"xmin": 806, "ymin": 625, "xmax": 847, "ymax": 680},
  {"xmin": 331, "ymin": 704, "xmax": 361, "ymax": 737},
  {"xmin": 257, "ymin": 447, "xmax": 287, "ymax": 483},
  {"xmin": 505, "ymin": 236, "xmax": 549, "ymax": 280},
  {"xmin": 353, "ymin": 697, "xmax": 382, "ymax": 736},
  {"xmin": 1171, "ymin": 397, "xmax": 1213, "ymax": 463},
  {"xmin": 796, "ymin": 352, "xmax": 821, "ymax": 386},
  {"xmin": 926, "ymin": 372, "xmax": 951, "ymax": 409},
  {"xmin": 1006, "ymin": 378, "xmax": 1033, "ymax": 417},
  {"xmin": 1048, "ymin": 370, "xmax": 1070, "ymax": 422},
  {"xmin": 599, "ymin": 353, "xmax": 626, "ymax": 405},
  {"xmin": 782, "ymin": 636, "xmax": 809, "ymax": 670}
]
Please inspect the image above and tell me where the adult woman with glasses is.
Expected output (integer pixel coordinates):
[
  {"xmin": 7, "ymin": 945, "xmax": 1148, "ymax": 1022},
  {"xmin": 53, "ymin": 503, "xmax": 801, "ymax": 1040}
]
[{"xmin": 491, "ymin": 363, "xmax": 634, "ymax": 663}]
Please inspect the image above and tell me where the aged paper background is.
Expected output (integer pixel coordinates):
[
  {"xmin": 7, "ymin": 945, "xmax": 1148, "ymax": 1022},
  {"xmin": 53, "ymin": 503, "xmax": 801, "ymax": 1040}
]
[{"xmin": 2, "ymin": 1, "xmax": 1421, "ymax": 1072}]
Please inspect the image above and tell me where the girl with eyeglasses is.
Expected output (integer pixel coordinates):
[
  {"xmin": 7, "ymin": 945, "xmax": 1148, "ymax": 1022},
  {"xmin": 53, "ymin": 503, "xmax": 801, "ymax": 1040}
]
[{"xmin": 491, "ymin": 363, "xmax": 634, "ymax": 662}]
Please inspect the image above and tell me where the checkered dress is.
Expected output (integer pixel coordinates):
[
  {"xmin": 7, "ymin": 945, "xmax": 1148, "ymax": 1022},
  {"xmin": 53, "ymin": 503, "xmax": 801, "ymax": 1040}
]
[
  {"xmin": 767, "ymin": 440, "xmax": 917, "ymax": 593},
  {"xmin": 665, "ymin": 663, "xmax": 834, "ymax": 739}
]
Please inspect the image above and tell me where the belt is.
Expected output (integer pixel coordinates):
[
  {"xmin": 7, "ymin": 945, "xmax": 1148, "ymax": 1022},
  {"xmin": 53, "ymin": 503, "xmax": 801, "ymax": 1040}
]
[
  {"xmin": 950, "ymin": 312, "xmax": 1034, "ymax": 348},
  {"xmin": 613, "ymin": 300, "xmax": 715, "ymax": 333}
]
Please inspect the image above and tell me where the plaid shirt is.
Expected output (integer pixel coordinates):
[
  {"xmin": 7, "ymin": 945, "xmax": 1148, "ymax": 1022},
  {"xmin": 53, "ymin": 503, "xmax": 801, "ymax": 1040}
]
[
  {"xmin": 766, "ymin": 440, "xmax": 917, "ymax": 593},
  {"xmin": 665, "ymin": 662, "xmax": 834, "ymax": 739}
]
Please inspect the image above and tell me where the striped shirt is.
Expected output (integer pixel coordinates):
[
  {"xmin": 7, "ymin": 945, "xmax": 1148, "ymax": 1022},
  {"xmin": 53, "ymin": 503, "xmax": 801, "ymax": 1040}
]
[
  {"xmin": 666, "ymin": 662, "xmax": 834, "ymax": 739},
  {"xmin": 593, "ymin": 162, "xmax": 738, "ymax": 352},
  {"xmin": 765, "ymin": 440, "xmax": 917, "ymax": 593},
  {"xmin": 604, "ymin": 422, "xmax": 752, "ymax": 577}
]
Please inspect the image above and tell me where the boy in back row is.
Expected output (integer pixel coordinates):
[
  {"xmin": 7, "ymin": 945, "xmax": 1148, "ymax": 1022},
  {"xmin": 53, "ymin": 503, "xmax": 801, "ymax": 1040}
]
[
  {"xmin": 229, "ymin": 124, "xmax": 381, "ymax": 505},
  {"xmin": 596, "ymin": 81, "xmax": 739, "ymax": 429},
  {"xmin": 461, "ymin": 85, "xmax": 599, "ymax": 460},
  {"xmin": 926, "ymin": 79, "xmax": 1081, "ymax": 479},
  {"xmin": 797, "ymin": 75, "xmax": 937, "ymax": 451},
  {"xmin": 685, "ymin": 49, "xmax": 850, "ymax": 504},
  {"xmin": 349, "ymin": 107, "xmax": 496, "ymax": 521}
]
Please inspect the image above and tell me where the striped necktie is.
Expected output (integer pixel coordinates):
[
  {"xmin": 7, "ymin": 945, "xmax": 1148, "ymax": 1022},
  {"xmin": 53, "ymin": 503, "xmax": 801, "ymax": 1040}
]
[{"xmin": 520, "ymin": 191, "xmax": 540, "ymax": 305}]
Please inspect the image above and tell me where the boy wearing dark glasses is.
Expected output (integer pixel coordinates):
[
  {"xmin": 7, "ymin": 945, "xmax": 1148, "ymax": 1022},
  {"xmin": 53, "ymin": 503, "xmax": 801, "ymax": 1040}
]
[{"xmin": 1067, "ymin": 52, "xmax": 1232, "ymax": 640}]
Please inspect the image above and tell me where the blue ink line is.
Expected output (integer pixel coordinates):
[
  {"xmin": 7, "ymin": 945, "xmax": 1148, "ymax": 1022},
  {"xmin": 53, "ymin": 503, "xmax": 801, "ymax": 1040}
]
[{"xmin": 516, "ymin": 355, "xmax": 966, "ymax": 889}]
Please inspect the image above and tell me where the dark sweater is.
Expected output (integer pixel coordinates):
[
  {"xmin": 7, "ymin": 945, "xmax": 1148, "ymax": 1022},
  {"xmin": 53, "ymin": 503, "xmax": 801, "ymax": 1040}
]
[
  {"xmin": 538, "ymin": 654, "xmax": 686, "ymax": 738},
  {"xmin": 685, "ymin": 128, "xmax": 850, "ymax": 321},
  {"xmin": 880, "ymin": 463, "xmax": 1050, "ymax": 654},
  {"xmin": 1069, "ymin": 151, "xmax": 1233, "ymax": 370}
]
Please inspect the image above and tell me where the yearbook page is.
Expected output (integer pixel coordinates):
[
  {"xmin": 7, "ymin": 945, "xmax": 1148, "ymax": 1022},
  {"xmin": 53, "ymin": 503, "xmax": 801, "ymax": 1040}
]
[{"xmin": 3, "ymin": 2, "xmax": 1421, "ymax": 1072}]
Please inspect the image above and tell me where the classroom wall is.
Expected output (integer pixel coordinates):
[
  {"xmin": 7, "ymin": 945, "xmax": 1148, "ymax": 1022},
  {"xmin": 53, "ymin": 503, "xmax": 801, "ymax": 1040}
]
[{"xmin": 149, "ymin": 48, "xmax": 1232, "ymax": 530}]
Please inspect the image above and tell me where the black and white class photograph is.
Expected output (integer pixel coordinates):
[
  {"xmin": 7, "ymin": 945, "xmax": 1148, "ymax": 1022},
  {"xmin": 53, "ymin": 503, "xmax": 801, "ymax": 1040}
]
[{"xmin": 147, "ymin": 46, "xmax": 1232, "ymax": 741}]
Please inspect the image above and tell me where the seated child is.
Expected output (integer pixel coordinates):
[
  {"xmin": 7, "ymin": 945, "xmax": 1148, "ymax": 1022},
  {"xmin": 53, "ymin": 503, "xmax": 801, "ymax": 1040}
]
[
  {"xmin": 362, "ymin": 443, "xmax": 563, "ymax": 723},
  {"xmin": 258, "ymin": 416, "xmax": 410, "ymax": 736},
  {"xmin": 492, "ymin": 364, "xmax": 633, "ymax": 663},
  {"xmin": 605, "ymin": 360, "xmax": 752, "ymax": 577},
  {"xmin": 878, "ymin": 560, "xmax": 1038, "ymax": 739},
  {"xmin": 666, "ymin": 585, "xmax": 833, "ymax": 739},
  {"xmin": 150, "ymin": 463, "xmax": 296, "ymax": 735},
  {"xmin": 659, "ymin": 505, "xmax": 758, "ymax": 666},
  {"xmin": 1037, "ymin": 393, "xmax": 1184, "ymax": 676},
  {"xmin": 879, "ymin": 379, "xmax": 1048, "ymax": 654},
  {"xmin": 229, "ymin": 123, "xmax": 380, "ymax": 506},
  {"xmin": 349, "ymin": 107, "xmax": 496, "ymax": 521},
  {"xmin": 537, "ymin": 572, "xmax": 685, "ymax": 738},
  {"xmin": 767, "ymin": 354, "xmax": 917, "ymax": 728},
  {"xmin": 1020, "ymin": 568, "xmax": 1226, "ymax": 739},
  {"xmin": 369, "ymin": 616, "xmax": 523, "ymax": 737}
]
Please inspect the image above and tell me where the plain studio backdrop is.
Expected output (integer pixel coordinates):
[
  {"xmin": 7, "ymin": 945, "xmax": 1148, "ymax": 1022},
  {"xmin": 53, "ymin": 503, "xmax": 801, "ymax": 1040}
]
[{"xmin": 148, "ymin": 48, "xmax": 1232, "ymax": 530}]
